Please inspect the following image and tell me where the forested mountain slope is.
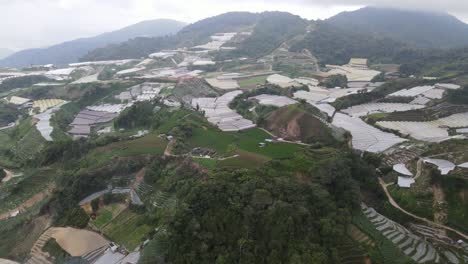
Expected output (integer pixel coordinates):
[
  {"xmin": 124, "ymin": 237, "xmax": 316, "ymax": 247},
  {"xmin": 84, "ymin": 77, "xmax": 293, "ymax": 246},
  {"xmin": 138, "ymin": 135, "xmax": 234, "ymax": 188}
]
[
  {"xmin": 327, "ymin": 7, "xmax": 468, "ymax": 49},
  {"xmin": 81, "ymin": 12, "xmax": 309, "ymax": 61},
  {"xmin": 289, "ymin": 22, "xmax": 409, "ymax": 66}
]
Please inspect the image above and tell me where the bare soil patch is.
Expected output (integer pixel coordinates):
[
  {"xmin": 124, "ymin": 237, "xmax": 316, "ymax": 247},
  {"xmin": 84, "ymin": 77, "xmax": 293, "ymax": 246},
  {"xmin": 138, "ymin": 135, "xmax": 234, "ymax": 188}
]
[{"xmin": 51, "ymin": 227, "xmax": 109, "ymax": 257}]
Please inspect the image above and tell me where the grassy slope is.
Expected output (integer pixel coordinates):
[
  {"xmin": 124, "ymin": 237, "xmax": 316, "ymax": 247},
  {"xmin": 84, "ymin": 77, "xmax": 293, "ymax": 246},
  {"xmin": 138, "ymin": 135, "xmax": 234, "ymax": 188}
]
[
  {"xmin": 388, "ymin": 185, "xmax": 434, "ymax": 220},
  {"xmin": 238, "ymin": 76, "xmax": 268, "ymax": 88},
  {"xmin": 422, "ymin": 139, "xmax": 468, "ymax": 232},
  {"xmin": 0, "ymin": 168, "xmax": 54, "ymax": 213},
  {"xmin": 440, "ymin": 177, "xmax": 468, "ymax": 233},
  {"xmin": 189, "ymin": 127, "xmax": 303, "ymax": 157},
  {"xmin": 189, "ymin": 126, "xmax": 304, "ymax": 169},
  {"xmin": 0, "ymin": 117, "xmax": 46, "ymax": 167},
  {"xmin": 85, "ymin": 134, "xmax": 167, "ymax": 169}
]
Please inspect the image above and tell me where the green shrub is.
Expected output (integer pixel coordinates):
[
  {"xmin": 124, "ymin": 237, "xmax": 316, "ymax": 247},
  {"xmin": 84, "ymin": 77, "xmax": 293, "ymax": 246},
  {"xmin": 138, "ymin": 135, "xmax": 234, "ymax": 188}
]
[
  {"xmin": 0, "ymin": 168, "xmax": 5, "ymax": 181},
  {"xmin": 43, "ymin": 238, "xmax": 70, "ymax": 263},
  {"xmin": 320, "ymin": 74, "xmax": 348, "ymax": 88},
  {"xmin": 57, "ymin": 207, "xmax": 89, "ymax": 228}
]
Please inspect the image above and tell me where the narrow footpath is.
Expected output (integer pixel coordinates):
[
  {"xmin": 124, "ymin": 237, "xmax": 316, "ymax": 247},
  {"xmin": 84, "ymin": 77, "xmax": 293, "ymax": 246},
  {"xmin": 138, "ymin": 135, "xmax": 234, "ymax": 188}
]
[{"xmin": 0, "ymin": 184, "xmax": 55, "ymax": 221}]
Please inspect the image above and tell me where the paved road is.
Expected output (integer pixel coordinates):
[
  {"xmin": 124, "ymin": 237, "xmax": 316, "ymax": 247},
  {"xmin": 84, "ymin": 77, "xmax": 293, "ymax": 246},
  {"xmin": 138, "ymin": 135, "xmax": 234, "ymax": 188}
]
[{"xmin": 378, "ymin": 178, "xmax": 468, "ymax": 240}]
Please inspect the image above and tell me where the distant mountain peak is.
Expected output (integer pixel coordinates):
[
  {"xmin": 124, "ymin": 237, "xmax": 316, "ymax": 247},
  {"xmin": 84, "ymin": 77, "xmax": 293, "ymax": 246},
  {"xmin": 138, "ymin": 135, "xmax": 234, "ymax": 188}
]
[{"xmin": 0, "ymin": 19, "xmax": 186, "ymax": 68}]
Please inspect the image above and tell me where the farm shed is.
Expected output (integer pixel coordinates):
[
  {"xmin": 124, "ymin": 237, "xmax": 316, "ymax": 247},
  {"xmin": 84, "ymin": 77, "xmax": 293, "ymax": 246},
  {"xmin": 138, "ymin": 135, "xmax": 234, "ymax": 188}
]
[
  {"xmin": 7, "ymin": 96, "xmax": 31, "ymax": 106},
  {"xmin": 397, "ymin": 176, "xmax": 415, "ymax": 188},
  {"xmin": 393, "ymin": 164, "xmax": 413, "ymax": 177},
  {"xmin": 423, "ymin": 158, "xmax": 456, "ymax": 175}
]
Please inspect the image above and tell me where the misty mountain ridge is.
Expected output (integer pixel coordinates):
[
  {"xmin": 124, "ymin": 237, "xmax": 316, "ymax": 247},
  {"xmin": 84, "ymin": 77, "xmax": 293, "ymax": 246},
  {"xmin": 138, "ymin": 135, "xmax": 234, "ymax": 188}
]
[
  {"xmin": 0, "ymin": 19, "xmax": 186, "ymax": 68},
  {"xmin": 3, "ymin": 7, "xmax": 468, "ymax": 67},
  {"xmin": 0, "ymin": 48, "xmax": 14, "ymax": 60},
  {"xmin": 327, "ymin": 6, "xmax": 468, "ymax": 49}
]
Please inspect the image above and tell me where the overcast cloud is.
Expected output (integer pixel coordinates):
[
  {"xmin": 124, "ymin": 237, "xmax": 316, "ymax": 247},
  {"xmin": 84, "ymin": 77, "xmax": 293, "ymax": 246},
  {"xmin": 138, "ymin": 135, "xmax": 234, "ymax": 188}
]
[{"xmin": 1, "ymin": 0, "xmax": 468, "ymax": 51}]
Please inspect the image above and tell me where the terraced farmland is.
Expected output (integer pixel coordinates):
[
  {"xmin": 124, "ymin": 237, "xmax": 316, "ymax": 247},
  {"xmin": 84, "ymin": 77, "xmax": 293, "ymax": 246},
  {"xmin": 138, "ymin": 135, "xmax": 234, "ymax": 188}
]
[
  {"xmin": 362, "ymin": 205, "xmax": 468, "ymax": 263},
  {"xmin": 91, "ymin": 203, "xmax": 127, "ymax": 229},
  {"xmin": 101, "ymin": 209, "xmax": 154, "ymax": 251},
  {"xmin": 85, "ymin": 134, "xmax": 167, "ymax": 168},
  {"xmin": 136, "ymin": 182, "xmax": 177, "ymax": 211},
  {"xmin": 13, "ymin": 125, "xmax": 46, "ymax": 163},
  {"xmin": 363, "ymin": 205, "xmax": 439, "ymax": 263}
]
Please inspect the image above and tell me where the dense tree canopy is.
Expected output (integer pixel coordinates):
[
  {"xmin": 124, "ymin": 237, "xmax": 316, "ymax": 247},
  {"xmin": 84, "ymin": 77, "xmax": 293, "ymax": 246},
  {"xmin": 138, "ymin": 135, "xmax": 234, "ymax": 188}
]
[
  {"xmin": 0, "ymin": 102, "xmax": 22, "ymax": 127},
  {"xmin": 320, "ymin": 74, "xmax": 348, "ymax": 88},
  {"xmin": 140, "ymin": 147, "xmax": 363, "ymax": 263},
  {"xmin": 0, "ymin": 168, "xmax": 5, "ymax": 182},
  {"xmin": 447, "ymin": 86, "xmax": 468, "ymax": 105},
  {"xmin": 232, "ymin": 12, "xmax": 308, "ymax": 58},
  {"xmin": 0, "ymin": 75, "xmax": 53, "ymax": 93},
  {"xmin": 115, "ymin": 101, "xmax": 158, "ymax": 129},
  {"xmin": 290, "ymin": 22, "xmax": 407, "ymax": 66}
]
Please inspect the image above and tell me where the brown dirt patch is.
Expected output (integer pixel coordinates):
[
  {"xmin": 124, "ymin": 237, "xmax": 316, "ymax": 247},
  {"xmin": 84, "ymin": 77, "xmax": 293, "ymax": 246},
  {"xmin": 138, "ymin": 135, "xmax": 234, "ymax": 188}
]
[
  {"xmin": 1, "ymin": 169, "xmax": 14, "ymax": 183},
  {"xmin": 265, "ymin": 106, "xmax": 332, "ymax": 144},
  {"xmin": 294, "ymin": 172, "xmax": 312, "ymax": 185},
  {"xmin": 164, "ymin": 139, "xmax": 176, "ymax": 156},
  {"xmin": 364, "ymin": 256, "xmax": 372, "ymax": 264},
  {"xmin": 51, "ymin": 227, "xmax": 109, "ymax": 257},
  {"xmin": 432, "ymin": 184, "xmax": 448, "ymax": 229},
  {"xmin": 133, "ymin": 168, "xmax": 146, "ymax": 189},
  {"xmin": 459, "ymin": 190, "xmax": 467, "ymax": 203},
  {"xmin": 0, "ymin": 259, "xmax": 19, "ymax": 264}
]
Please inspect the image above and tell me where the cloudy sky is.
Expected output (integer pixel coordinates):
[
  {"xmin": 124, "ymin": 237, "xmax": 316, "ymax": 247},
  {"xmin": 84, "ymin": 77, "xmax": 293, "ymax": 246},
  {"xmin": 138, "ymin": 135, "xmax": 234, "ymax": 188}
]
[{"xmin": 2, "ymin": 0, "xmax": 468, "ymax": 51}]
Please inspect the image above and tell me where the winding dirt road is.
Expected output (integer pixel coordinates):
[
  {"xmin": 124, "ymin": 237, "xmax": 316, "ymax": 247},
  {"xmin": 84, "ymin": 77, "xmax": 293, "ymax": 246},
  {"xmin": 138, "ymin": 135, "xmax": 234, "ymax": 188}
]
[
  {"xmin": 414, "ymin": 158, "xmax": 423, "ymax": 179},
  {"xmin": 0, "ymin": 184, "xmax": 55, "ymax": 221},
  {"xmin": 378, "ymin": 178, "xmax": 468, "ymax": 240}
]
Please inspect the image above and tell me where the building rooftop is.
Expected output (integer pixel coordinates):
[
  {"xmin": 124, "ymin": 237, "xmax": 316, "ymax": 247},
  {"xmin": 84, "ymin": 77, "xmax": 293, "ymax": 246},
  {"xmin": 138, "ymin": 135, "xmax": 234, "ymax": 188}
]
[
  {"xmin": 349, "ymin": 58, "xmax": 368, "ymax": 66},
  {"xmin": 393, "ymin": 164, "xmax": 413, "ymax": 176},
  {"xmin": 398, "ymin": 176, "xmax": 415, "ymax": 188},
  {"xmin": 8, "ymin": 96, "xmax": 31, "ymax": 105}
]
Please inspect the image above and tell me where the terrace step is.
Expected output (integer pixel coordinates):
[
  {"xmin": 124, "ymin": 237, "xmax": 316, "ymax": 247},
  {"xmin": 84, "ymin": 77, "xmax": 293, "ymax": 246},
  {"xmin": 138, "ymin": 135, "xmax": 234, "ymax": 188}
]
[
  {"xmin": 26, "ymin": 255, "xmax": 52, "ymax": 264},
  {"xmin": 387, "ymin": 231, "xmax": 402, "ymax": 240},
  {"xmin": 443, "ymin": 250, "xmax": 460, "ymax": 264},
  {"xmin": 82, "ymin": 245, "xmax": 108, "ymax": 262},
  {"xmin": 397, "ymin": 237, "xmax": 414, "ymax": 250},
  {"xmin": 418, "ymin": 246, "xmax": 438, "ymax": 263},
  {"xmin": 391, "ymin": 233, "xmax": 406, "ymax": 244},
  {"xmin": 361, "ymin": 206, "xmax": 454, "ymax": 263},
  {"xmin": 403, "ymin": 239, "xmax": 420, "ymax": 256},
  {"xmin": 27, "ymin": 228, "xmax": 60, "ymax": 264},
  {"xmin": 411, "ymin": 242, "xmax": 427, "ymax": 262}
]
